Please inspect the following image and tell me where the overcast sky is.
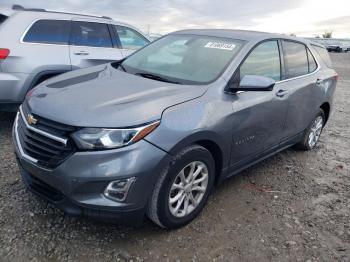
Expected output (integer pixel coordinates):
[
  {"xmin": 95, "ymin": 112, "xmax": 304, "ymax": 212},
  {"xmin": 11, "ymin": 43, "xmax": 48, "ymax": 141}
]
[{"xmin": 1, "ymin": 0, "xmax": 350, "ymax": 38}]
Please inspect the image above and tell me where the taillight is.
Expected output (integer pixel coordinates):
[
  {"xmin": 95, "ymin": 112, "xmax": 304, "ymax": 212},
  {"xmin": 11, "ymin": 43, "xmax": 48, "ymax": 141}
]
[
  {"xmin": 26, "ymin": 88, "xmax": 35, "ymax": 98},
  {"xmin": 0, "ymin": 48, "xmax": 10, "ymax": 60},
  {"xmin": 335, "ymin": 74, "xmax": 339, "ymax": 81}
]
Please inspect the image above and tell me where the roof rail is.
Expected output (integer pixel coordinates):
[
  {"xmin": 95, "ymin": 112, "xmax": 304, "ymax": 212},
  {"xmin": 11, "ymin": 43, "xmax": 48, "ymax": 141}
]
[
  {"xmin": 11, "ymin": 4, "xmax": 112, "ymax": 20},
  {"xmin": 12, "ymin": 4, "xmax": 46, "ymax": 12}
]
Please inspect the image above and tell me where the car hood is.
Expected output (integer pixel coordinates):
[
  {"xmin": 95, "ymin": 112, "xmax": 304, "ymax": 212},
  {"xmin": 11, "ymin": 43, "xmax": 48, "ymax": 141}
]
[{"xmin": 27, "ymin": 64, "xmax": 208, "ymax": 127}]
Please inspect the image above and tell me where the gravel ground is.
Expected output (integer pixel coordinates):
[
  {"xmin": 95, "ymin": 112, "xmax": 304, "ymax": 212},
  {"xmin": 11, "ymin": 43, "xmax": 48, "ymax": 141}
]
[{"xmin": 0, "ymin": 53, "xmax": 349, "ymax": 262}]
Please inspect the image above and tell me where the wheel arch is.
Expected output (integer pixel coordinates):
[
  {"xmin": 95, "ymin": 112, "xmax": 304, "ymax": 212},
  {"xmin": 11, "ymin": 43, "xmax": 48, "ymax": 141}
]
[
  {"xmin": 320, "ymin": 102, "xmax": 330, "ymax": 124},
  {"xmin": 166, "ymin": 131, "xmax": 229, "ymax": 186},
  {"xmin": 196, "ymin": 140, "xmax": 224, "ymax": 185}
]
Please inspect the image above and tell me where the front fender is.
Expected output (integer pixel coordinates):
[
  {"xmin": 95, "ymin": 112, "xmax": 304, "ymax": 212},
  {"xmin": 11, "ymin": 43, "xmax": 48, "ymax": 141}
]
[{"xmin": 145, "ymin": 95, "xmax": 233, "ymax": 174}]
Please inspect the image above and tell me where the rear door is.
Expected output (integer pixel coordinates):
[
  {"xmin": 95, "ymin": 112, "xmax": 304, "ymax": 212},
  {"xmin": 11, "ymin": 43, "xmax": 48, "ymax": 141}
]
[
  {"xmin": 10, "ymin": 19, "xmax": 72, "ymax": 74},
  {"xmin": 279, "ymin": 40, "xmax": 320, "ymax": 142},
  {"xmin": 69, "ymin": 20, "xmax": 123, "ymax": 69},
  {"xmin": 111, "ymin": 25, "xmax": 150, "ymax": 57}
]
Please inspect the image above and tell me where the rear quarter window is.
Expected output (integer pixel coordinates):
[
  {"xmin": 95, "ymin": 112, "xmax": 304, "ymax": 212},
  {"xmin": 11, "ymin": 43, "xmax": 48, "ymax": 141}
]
[
  {"xmin": 307, "ymin": 48, "xmax": 317, "ymax": 73},
  {"xmin": 115, "ymin": 25, "xmax": 149, "ymax": 50},
  {"xmin": 23, "ymin": 20, "xmax": 71, "ymax": 45},
  {"xmin": 312, "ymin": 45, "xmax": 333, "ymax": 68}
]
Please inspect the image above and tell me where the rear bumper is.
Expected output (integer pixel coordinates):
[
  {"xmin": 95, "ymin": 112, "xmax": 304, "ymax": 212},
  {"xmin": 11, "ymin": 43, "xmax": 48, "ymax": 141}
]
[{"xmin": 0, "ymin": 72, "xmax": 31, "ymax": 104}]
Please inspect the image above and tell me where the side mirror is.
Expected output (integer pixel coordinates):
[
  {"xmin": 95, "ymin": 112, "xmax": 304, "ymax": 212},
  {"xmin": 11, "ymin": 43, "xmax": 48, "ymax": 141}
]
[{"xmin": 236, "ymin": 75, "xmax": 275, "ymax": 91}]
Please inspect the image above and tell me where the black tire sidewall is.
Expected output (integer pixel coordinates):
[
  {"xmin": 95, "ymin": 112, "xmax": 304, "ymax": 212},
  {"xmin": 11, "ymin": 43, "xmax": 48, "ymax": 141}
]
[{"xmin": 157, "ymin": 146, "xmax": 215, "ymax": 229}]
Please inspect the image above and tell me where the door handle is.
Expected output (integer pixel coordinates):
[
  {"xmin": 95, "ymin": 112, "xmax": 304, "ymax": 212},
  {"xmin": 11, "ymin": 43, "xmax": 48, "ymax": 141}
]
[
  {"xmin": 276, "ymin": 89, "xmax": 288, "ymax": 98},
  {"xmin": 316, "ymin": 78, "xmax": 323, "ymax": 85},
  {"xmin": 74, "ymin": 51, "xmax": 89, "ymax": 56}
]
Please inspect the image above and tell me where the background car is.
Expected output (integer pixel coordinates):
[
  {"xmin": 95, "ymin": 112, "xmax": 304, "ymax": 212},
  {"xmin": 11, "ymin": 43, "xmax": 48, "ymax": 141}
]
[
  {"xmin": 306, "ymin": 38, "xmax": 350, "ymax": 53},
  {"xmin": 326, "ymin": 44, "xmax": 343, "ymax": 52},
  {"xmin": 343, "ymin": 44, "xmax": 350, "ymax": 52},
  {"xmin": 0, "ymin": 5, "xmax": 150, "ymax": 111}
]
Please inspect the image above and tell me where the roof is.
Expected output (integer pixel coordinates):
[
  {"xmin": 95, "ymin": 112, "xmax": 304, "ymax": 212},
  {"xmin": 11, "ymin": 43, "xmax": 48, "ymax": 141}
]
[
  {"xmin": 0, "ymin": 4, "xmax": 144, "ymax": 33},
  {"xmin": 172, "ymin": 29, "xmax": 310, "ymax": 44}
]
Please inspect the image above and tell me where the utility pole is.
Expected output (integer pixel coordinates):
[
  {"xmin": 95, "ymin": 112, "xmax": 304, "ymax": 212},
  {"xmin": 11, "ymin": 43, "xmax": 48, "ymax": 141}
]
[{"xmin": 147, "ymin": 24, "xmax": 150, "ymax": 37}]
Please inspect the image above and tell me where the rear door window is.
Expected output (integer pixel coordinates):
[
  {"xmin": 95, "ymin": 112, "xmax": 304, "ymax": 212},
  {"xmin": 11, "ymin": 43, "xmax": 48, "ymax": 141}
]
[
  {"xmin": 114, "ymin": 25, "xmax": 149, "ymax": 50},
  {"xmin": 23, "ymin": 20, "xmax": 71, "ymax": 45},
  {"xmin": 72, "ymin": 21, "xmax": 112, "ymax": 48},
  {"xmin": 239, "ymin": 40, "xmax": 281, "ymax": 81},
  {"xmin": 282, "ymin": 40, "xmax": 309, "ymax": 79}
]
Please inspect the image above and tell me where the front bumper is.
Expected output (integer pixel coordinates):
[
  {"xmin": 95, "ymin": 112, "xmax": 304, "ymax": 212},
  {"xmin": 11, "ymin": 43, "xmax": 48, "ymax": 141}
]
[
  {"xmin": 17, "ymin": 163, "xmax": 146, "ymax": 225},
  {"xmin": 13, "ymin": 124, "xmax": 171, "ymax": 224}
]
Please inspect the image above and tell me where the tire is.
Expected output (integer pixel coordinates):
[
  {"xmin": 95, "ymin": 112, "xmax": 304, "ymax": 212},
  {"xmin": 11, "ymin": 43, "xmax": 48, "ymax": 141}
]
[
  {"xmin": 296, "ymin": 109, "xmax": 325, "ymax": 151},
  {"xmin": 147, "ymin": 145, "xmax": 215, "ymax": 229}
]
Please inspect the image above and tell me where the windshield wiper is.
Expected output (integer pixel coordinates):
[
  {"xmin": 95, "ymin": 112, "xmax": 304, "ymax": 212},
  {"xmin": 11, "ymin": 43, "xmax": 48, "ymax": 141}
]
[{"xmin": 135, "ymin": 73, "xmax": 182, "ymax": 84}]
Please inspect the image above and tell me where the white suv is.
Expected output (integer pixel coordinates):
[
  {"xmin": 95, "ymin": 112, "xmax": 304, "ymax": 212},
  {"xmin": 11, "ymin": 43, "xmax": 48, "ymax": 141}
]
[{"xmin": 0, "ymin": 5, "xmax": 150, "ymax": 111}]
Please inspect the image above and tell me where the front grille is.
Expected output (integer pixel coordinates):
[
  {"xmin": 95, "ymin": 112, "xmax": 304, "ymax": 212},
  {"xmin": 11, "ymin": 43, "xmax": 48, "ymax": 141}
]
[{"xmin": 16, "ymin": 105, "xmax": 77, "ymax": 169}]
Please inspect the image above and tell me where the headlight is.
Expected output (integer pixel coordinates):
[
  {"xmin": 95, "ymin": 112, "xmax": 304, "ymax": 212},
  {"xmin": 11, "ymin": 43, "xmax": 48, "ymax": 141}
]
[{"xmin": 72, "ymin": 120, "xmax": 160, "ymax": 150}]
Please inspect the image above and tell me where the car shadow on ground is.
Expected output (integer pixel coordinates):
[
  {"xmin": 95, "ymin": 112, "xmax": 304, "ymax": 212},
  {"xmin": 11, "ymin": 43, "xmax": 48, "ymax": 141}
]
[{"xmin": 0, "ymin": 112, "xmax": 16, "ymax": 128}]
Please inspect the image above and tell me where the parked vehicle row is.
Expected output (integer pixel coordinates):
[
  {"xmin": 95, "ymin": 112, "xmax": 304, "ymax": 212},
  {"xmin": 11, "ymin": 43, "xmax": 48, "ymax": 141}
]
[
  {"xmin": 0, "ymin": 5, "xmax": 150, "ymax": 111},
  {"xmin": 306, "ymin": 38, "xmax": 350, "ymax": 53},
  {"xmin": 12, "ymin": 26, "xmax": 338, "ymax": 228},
  {"xmin": 325, "ymin": 44, "xmax": 347, "ymax": 53}
]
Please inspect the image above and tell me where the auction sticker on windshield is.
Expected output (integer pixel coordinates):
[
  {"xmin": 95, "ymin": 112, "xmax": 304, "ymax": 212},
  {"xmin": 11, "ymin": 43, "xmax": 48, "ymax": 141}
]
[{"xmin": 204, "ymin": 42, "xmax": 236, "ymax": 50}]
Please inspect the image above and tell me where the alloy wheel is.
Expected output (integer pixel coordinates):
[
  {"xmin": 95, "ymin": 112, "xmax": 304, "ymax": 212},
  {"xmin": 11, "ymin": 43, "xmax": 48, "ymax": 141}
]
[
  {"xmin": 308, "ymin": 116, "xmax": 324, "ymax": 148},
  {"xmin": 168, "ymin": 161, "xmax": 209, "ymax": 218}
]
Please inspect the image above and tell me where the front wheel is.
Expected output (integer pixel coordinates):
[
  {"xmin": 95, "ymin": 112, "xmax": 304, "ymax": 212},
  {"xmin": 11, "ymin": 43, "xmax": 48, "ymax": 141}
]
[
  {"xmin": 147, "ymin": 145, "xmax": 215, "ymax": 229},
  {"xmin": 296, "ymin": 109, "xmax": 325, "ymax": 150}
]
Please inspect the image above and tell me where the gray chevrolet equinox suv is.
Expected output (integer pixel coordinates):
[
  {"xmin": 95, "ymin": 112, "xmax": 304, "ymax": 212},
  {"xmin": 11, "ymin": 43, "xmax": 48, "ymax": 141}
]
[
  {"xmin": 0, "ymin": 5, "xmax": 149, "ymax": 111},
  {"xmin": 13, "ymin": 29, "xmax": 337, "ymax": 229}
]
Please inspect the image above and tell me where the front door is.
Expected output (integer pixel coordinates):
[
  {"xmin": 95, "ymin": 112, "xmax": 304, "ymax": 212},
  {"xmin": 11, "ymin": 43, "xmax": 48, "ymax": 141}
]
[
  {"xmin": 228, "ymin": 40, "xmax": 289, "ymax": 168},
  {"xmin": 69, "ymin": 20, "xmax": 123, "ymax": 70}
]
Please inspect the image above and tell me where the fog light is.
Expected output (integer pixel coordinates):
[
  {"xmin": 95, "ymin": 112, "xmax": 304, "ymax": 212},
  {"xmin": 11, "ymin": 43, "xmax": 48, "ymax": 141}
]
[{"xmin": 103, "ymin": 177, "xmax": 136, "ymax": 202}]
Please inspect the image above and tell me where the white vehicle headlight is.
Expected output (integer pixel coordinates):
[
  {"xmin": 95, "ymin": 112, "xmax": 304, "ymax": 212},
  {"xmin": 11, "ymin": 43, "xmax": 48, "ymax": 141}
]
[{"xmin": 72, "ymin": 121, "xmax": 160, "ymax": 150}]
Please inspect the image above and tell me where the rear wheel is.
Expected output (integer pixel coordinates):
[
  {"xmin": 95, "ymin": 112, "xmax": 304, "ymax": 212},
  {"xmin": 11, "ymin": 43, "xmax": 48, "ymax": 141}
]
[
  {"xmin": 147, "ymin": 145, "xmax": 215, "ymax": 229},
  {"xmin": 296, "ymin": 109, "xmax": 325, "ymax": 150}
]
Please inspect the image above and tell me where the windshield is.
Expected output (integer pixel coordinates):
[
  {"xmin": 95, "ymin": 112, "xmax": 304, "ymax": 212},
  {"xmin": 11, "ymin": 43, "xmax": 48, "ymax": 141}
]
[{"xmin": 119, "ymin": 34, "xmax": 244, "ymax": 85}]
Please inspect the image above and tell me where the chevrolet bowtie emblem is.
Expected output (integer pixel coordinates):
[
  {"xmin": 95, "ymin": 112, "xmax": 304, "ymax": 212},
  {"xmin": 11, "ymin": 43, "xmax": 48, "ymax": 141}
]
[{"xmin": 27, "ymin": 114, "xmax": 38, "ymax": 125}]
